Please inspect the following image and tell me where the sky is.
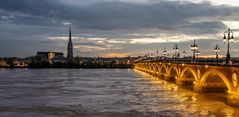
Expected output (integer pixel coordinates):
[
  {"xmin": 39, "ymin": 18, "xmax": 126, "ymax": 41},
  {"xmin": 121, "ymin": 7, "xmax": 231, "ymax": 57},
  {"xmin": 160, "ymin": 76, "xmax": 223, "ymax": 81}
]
[{"xmin": 1, "ymin": 0, "xmax": 239, "ymax": 57}]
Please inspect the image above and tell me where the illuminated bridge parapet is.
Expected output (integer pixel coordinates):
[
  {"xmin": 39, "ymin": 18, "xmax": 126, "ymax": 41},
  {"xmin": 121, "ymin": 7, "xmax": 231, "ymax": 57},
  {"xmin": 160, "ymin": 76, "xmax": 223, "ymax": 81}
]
[{"xmin": 134, "ymin": 62, "xmax": 239, "ymax": 107}]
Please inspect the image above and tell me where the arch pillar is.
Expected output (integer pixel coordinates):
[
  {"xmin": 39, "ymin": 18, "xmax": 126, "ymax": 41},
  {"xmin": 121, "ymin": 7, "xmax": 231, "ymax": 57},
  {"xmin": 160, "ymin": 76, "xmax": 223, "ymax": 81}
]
[
  {"xmin": 193, "ymin": 81, "xmax": 203, "ymax": 92},
  {"xmin": 164, "ymin": 74, "xmax": 176, "ymax": 81},
  {"xmin": 226, "ymin": 71, "xmax": 239, "ymax": 106},
  {"xmin": 154, "ymin": 72, "xmax": 165, "ymax": 79},
  {"xmin": 226, "ymin": 91, "xmax": 239, "ymax": 107},
  {"xmin": 164, "ymin": 75, "xmax": 172, "ymax": 81},
  {"xmin": 176, "ymin": 77, "xmax": 186, "ymax": 85}
]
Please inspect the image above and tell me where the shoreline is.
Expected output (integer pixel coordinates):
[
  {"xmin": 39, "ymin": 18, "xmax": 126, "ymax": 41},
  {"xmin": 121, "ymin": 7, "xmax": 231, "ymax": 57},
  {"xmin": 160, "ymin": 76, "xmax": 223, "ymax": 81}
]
[{"xmin": 0, "ymin": 66, "xmax": 134, "ymax": 69}]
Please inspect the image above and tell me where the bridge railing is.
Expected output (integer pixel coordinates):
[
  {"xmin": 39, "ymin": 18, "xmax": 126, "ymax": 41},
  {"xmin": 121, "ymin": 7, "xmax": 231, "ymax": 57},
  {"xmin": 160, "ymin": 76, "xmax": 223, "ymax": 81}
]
[{"xmin": 134, "ymin": 57, "xmax": 239, "ymax": 67}]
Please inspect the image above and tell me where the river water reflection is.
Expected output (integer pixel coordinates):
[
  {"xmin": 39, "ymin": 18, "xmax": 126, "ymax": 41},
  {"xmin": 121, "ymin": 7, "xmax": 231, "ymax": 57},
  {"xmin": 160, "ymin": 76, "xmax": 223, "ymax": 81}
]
[{"xmin": 0, "ymin": 68, "xmax": 238, "ymax": 117}]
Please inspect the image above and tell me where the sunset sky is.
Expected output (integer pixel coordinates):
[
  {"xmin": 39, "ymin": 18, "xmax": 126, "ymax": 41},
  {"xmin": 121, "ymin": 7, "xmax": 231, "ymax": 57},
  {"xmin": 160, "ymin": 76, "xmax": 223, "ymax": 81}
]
[{"xmin": 1, "ymin": 0, "xmax": 239, "ymax": 57}]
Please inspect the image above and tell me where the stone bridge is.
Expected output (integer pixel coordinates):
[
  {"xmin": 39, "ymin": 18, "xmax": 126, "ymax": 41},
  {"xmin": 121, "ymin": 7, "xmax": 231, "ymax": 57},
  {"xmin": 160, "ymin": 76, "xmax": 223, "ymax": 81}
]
[{"xmin": 134, "ymin": 62, "xmax": 239, "ymax": 107}]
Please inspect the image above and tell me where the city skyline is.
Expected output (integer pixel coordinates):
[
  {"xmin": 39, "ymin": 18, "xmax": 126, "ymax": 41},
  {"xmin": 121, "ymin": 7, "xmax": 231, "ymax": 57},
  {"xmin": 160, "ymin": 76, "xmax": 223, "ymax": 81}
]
[{"xmin": 1, "ymin": 0, "xmax": 239, "ymax": 57}]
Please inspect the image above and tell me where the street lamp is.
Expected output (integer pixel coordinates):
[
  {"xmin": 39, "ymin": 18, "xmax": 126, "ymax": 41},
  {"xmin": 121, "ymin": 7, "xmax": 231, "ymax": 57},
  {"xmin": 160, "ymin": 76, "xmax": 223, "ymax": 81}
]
[
  {"xmin": 223, "ymin": 28, "xmax": 234, "ymax": 65},
  {"xmin": 156, "ymin": 49, "xmax": 159, "ymax": 61},
  {"xmin": 191, "ymin": 39, "xmax": 198, "ymax": 63},
  {"xmin": 195, "ymin": 50, "xmax": 200, "ymax": 59},
  {"xmin": 182, "ymin": 50, "xmax": 186, "ymax": 62},
  {"xmin": 173, "ymin": 44, "xmax": 179, "ymax": 63},
  {"xmin": 177, "ymin": 52, "xmax": 180, "ymax": 58},
  {"xmin": 195, "ymin": 50, "xmax": 200, "ymax": 63},
  {"xmin": 163, "ymin": 47, "xmax": 167, "ymax": 61},
  {"xmin": 183, "ymin": 50, "xmax": 186, "ymax": 58},
  {"xmin": 214, "ymin": 44, "xmax": 220, "ymax": 65}
]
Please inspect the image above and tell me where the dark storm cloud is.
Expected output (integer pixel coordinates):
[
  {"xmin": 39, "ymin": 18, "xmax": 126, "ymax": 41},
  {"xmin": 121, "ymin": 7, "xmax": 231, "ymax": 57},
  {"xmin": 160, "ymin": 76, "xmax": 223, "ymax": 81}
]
[
  {"xmin": 0, "ymin": 0, "xmax": 236, "ymax": 32},
  {"xmin": 0, "ymin": 0, "xmax": 239, "ymax": 57},
  {"xmin": 183, "ymin": 21, "xmax": 227, "ymax": 35}
]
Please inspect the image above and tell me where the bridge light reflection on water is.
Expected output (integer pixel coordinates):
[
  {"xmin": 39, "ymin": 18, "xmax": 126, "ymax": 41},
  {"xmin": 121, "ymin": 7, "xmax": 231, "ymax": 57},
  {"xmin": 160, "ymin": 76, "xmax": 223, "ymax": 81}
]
[
  {"xmin": 135, "ymin": 62, "xmax": 239, "ymax": 107},
  {"xmin": 134, "ymin": 68, "xmax": 239, "ymax": 116}
]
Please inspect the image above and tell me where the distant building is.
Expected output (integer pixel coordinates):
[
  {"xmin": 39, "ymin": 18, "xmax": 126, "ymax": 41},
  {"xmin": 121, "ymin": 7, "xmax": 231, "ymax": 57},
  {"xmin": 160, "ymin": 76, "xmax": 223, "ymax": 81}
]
[
  {"xmin": 67, "ymin": 26, "xmax": 74, "ymax": 63},
  {"xmin": 0, "ymin": 59, "xmax": 8, "ymax": 67},
  {"xmin": 36, "ymin": 51, "xmax": 64, "ymax": 64},
  {"xmin": 13, "ymin": 59, "xmax": 29, "ymax": 67}
]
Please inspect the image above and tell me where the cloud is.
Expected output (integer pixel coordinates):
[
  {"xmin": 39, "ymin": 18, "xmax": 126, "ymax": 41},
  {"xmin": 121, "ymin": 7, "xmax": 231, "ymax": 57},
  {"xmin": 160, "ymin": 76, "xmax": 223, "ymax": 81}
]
[
  {"xmin": 0, "ymin": 0, "xmax": 239, "ymax": 57},
  {"xmin": 0, "ymin": 0, "xmax": 235, "ymax": 32}
]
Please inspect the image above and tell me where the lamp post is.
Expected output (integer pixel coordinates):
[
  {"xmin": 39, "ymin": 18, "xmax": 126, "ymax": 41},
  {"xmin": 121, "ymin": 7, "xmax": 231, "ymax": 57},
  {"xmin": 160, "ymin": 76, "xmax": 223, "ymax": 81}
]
[
  {"xmin": 163, "ymin": 47, "xmax": 167, "ymax": 62},
  {"xmin": 182, "ymin": 50, "xmax": 186, "ymax": 62},
  {"xmin": 195, "ymin": 50, "xmax": 200, "ymax": 63},
  {"xmin": 173, "ymin": 44, "xmax": 179, "ymax": 63},
  {"xmin": 214, "ymin": 44, "xmax": 220, "ymax": 65},
  {"xmin": 223, "ymin": 28, "xmax": 234, "ymax": 65},
  {"xmin": 191, "ymin": 39, "xmax": 198, "ymax": 64},
  {"xmin": 177, "ymin": 52, "xmax": 180, "ymax": 58},
  {"xmin": 183, "ymin": 50, "xmax": 186, "ymax": 58}
]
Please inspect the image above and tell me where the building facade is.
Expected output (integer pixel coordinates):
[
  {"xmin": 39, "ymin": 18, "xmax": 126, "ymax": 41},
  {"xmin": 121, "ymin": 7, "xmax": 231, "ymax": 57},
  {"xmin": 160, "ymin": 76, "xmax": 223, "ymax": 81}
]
[
  {"xmin": 0, "ymin": 59, "xmax": 8, "ymax": 67},
  {"xmin": 13, "ymin": 59, "xmax": 29, "ymax": 67},
  {"xmin": 36, "ymin": 51, "xmax": 64, "ymax": 64}
]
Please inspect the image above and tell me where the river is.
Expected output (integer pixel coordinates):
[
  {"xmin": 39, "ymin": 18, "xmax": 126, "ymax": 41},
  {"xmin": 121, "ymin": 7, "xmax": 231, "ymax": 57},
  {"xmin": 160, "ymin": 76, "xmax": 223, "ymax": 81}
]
[{"xmin": 0, "ymin": 68, "xmax": 238, "ymax": 117}]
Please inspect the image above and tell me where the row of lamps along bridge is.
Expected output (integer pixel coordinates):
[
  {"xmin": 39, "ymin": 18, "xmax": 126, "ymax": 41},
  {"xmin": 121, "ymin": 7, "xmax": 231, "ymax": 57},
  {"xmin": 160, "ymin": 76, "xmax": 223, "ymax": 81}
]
[{"xmin": 150, "ymin": 28, "xmax": 234, "ymax": 65}]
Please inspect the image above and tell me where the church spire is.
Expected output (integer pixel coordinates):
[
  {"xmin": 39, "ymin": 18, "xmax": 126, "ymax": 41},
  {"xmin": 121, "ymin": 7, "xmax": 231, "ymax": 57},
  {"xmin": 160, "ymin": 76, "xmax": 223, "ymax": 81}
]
[
  {"xmin": 67, "ymin": 25, "xmax": 74, "ymax": 63},
  {"xmin": 69, "ymin": 25, "xmax": 72, "ymax": 42}
]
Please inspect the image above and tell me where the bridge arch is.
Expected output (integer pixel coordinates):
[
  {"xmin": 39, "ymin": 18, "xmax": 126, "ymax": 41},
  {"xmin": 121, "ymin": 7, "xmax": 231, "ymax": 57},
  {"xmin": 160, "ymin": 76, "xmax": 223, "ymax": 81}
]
[
  {"xmin": 200, "ymin": 69, "xmax": 232, "ymax": 92},
  {"xmin": 180, "ymin": 67, "xmax": 198, "ymax": 81},
  {"xmin": 154, "ymin": 65, "xmax": 160, "ymax": 72},
  {"xmin": 160, "ymin": 65, "xmax": 168, "ymax": 74},
  {"xmin": 153, "ymin": 65, "xmax": 158, "ymax": 72},
  {"xmin": 149, "ymin": 65, "xmax": 154, "ymax": 71},
  {"xmin": 145, "ymin": 65, "xmax": 148, "ymax": 69},
  {"xmin": 168, "ymin": 66, "xmax": 179, "ymax": 76}
]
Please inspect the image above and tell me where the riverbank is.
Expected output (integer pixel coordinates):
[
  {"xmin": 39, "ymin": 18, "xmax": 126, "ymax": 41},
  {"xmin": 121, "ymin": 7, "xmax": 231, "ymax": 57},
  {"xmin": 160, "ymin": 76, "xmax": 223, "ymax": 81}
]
[{"xmin": 0, "ymin": 66, "xmax": 134, "ymax": 69}]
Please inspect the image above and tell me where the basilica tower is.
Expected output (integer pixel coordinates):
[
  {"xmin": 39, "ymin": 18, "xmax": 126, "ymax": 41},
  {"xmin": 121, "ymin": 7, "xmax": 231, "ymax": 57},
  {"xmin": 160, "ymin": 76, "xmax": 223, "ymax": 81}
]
[{"xmin": 67, "ymin": 26, "xmax": 73, "ymax": 63}]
